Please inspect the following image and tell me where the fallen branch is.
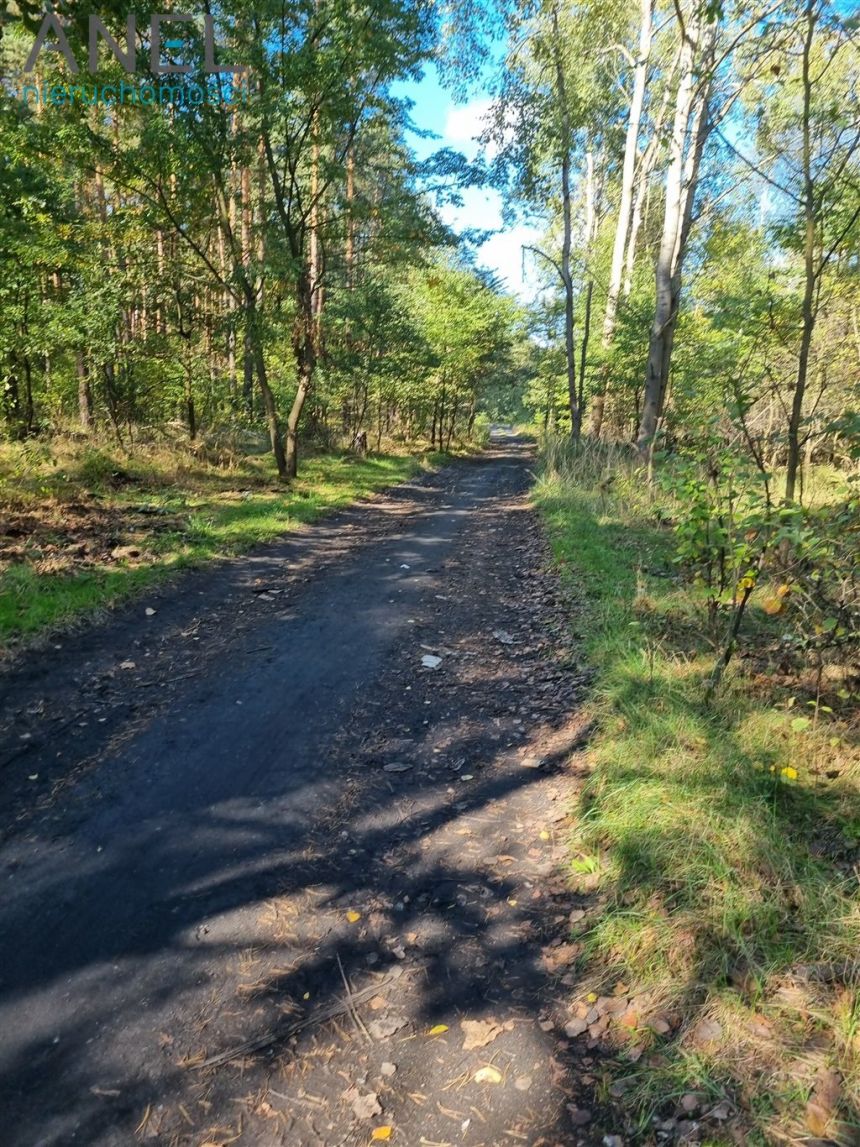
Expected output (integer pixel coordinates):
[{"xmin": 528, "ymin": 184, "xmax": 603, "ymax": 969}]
[{"xmin": 336, "ymin": 951, "xmax": 372, "ymax": 1043}]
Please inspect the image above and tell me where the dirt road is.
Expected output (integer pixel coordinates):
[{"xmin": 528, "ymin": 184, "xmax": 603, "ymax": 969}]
[{"xmin": 0, "ymin": 438, "xmax": 617, "ymax": 1146}]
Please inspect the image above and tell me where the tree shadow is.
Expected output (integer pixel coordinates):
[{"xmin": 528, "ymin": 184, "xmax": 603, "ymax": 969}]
[{"xmin": 0, "ymin": 440, "xmax": 623, "ymax": 1146}]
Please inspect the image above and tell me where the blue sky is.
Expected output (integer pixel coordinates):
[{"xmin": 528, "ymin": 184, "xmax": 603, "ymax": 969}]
[{"xmin": 393, "ymin": 65, "xmax": 543, "ymax": 299}]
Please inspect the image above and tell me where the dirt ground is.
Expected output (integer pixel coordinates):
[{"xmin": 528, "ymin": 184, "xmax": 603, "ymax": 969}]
[{"xmin": 0, "ymin": 439, "xmax": 636, "ymax": 1146}]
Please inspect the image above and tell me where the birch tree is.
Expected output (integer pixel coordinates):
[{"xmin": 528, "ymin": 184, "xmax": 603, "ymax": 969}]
[
  {"xmin": 589, "ymin": 0, "xmax": 653, "ymax": 437},
  {"xmin": 636, "ymin": 0, "xmax": 718, "ymax": 462}
]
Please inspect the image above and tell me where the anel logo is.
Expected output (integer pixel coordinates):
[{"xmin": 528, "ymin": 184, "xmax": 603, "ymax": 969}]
[{"xmin": 23, "ymin": 13, "xmax": 247, "ymax": 75}]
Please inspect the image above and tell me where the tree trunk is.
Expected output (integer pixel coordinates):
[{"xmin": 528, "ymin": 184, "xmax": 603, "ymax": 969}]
[
  {"xmin": 551, "ymin": 4, "xmax": 579, "ymax": 439},
  {"xmin": 591, "ymin": 0, "xmax": 652, "ymax": 437},
  {"xmin": 286, "ymin": 269, "xmax": 316, "ymax": 479},
  {"xmin": 636, "ymin": 11, "xmax": 715, "ymax": 463},
  {"xmin": 578, "ymin": 278, "xmax": 593, "ymax": 422},
  {"xmin": 77, "ymin": 351, "xmax": 93, "ymax": 430},
  {"xmin": 345, "ymin": 143, "xmax": 355, "ymax": 290},
  {"xmin": 623, "ymin": 54, "xmax": 675, "ymax": 299},
  {"xmin": 784, "ymin": 0, "xmax": 817, "ymax": 506}
]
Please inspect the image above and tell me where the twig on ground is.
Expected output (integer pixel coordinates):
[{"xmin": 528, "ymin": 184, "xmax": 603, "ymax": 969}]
[
  {"xmin": 191, "ymin": 975, "xmax": 392, "ymax": 1069},
  {"xmin": 336, "ymin": 951, "xmax": 372, "ymax": 1043}
]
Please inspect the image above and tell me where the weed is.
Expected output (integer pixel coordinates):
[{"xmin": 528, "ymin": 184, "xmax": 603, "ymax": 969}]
[{"xmin": 535, "ymin": 439, "xmax": 860, "ymax": 1142}]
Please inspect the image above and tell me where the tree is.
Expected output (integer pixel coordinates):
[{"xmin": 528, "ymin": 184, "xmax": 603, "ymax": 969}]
[{"xmin": 636, "ymin": 0, "xmax": 718, "ymax": 464}]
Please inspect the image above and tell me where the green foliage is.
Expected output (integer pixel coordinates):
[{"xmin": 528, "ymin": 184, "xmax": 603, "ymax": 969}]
[
  {"xmin": 0, "ymin": 0, "xmax": 524, "ymax": 465},
  {"xmin": 535, "ymin": 438, "xmax": 860, "ymax": 1143},
  {"xmin": 0, "ymin": 443, "xmax": 424, "ymax": 640}
]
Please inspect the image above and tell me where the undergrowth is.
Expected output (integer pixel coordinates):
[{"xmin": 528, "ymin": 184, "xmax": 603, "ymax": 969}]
[
  {"xmin": 0, "ymin": 437, "xmax": 438, "ymax": 645},
  {"xmin": 535, "ymin": 437, "xmax": 860, "ymax": 1145}
]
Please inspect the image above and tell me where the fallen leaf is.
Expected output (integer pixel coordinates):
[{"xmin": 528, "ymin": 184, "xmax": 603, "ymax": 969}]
[
  {"xmin": 460, "ymin": 1018, "xmax": 504, "ymax": 1050},
  {"xmin": 427, "ymin": 1024, "xmax": 449, "ymax": 1036},
  {"xmin": 564, "ymin": 1019, "xmax": 588, "ymax": 1038},
  {"xmin": 346, "ymin": 910, "xmax": 361, "ymax": 923},
  {"xmin": 541, "ymin": 942, "xmax": 581, "ymax": 973},
  {"xmin": 649, "ymin": 1016, "xmax": 672, "ymax": 1035},
  {"xmin": 689, "ymin": 1016, "xmax": 722, "ymax": 1048},
  {"xmin": 351, "ymin": 1091, "xmax": 382, "ymax": 1120},
  {"xmin": 806, "ymin": 1068, "xmax": 842, "ymax": 1137},
  {"xmin": 371, "ymin": 1127, "xmax": 393, "ymax": 1141},
  {"xmin": 473, "ymin": 1065, "xmax": 503, "ymax": 1084},
  {"xmin": 368, "ymin": 1016, "xmax": 408, "ymax": 1040}
]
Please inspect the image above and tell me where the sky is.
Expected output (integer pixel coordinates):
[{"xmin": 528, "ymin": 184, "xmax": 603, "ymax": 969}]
[{"xmin": 392, "ymin": 65, "xmax": 543, "ymax": 300}]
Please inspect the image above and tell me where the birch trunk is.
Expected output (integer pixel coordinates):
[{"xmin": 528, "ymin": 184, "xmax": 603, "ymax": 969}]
[
  {"xmin": 636, "ymin": 10, "xmax": 716, "ymax": 462},
  {"xmin": 590, "ymin": 0, "xmax": 653, "ymax": 437},
  {"xmin": 551, "ymin": 4, "xmax": 579, "ymax": 438}
]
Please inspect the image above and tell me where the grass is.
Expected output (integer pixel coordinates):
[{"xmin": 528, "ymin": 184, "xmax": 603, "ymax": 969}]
[
  {"xmin": 534, "ymin": 438, "xmax": 860, "ymax": 1144},
  {"xmin": 0, "ymin": 437, "xmax": 439, "ymax": 646}
]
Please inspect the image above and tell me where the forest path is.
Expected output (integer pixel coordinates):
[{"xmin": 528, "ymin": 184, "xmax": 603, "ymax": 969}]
[{"xmin": 0, "ymin": 436, "xmax": 614, "ymax": 1147}]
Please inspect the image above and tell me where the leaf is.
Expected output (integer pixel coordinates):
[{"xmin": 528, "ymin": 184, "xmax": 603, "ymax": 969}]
[
  {"xmin": 351, "ymin": 1091, "xmax": 382, "ymax": 1120},
  {"xmin": 689, "ymin": 1017, "xmax": 723, "ymax": 1048},
  {"xmin": 346, "ymin": 910, "xmax": 361, "ymax": 923},
  {"xmin": 427, "ymin": 1024, "xmax": 449, "ymax": 1036},
  {"xmin": 368, "ymin": 1015, "xmax": 408, "ymax": 1040},
  {"xmin": 806, "ymin": 1068, "xmax": 842, "ymax": 1137},
  {"xmin": 460, "ymin": 1018, "xmax": 504, "ymax": 1050},
  {"xmin": 473, "ymin": 1065, "xmax": 502, "ymax": 1084},
  {"xmin": 791, "ymin": 717, "xmax": 811, "ymax": 733},
  {"xmin": 541, "ymin": 942, "xmax": 581, "ymax": 973},
  {"xmin": 371, "ymin": 1127, "xmax": 393, "ymax": 1141}
]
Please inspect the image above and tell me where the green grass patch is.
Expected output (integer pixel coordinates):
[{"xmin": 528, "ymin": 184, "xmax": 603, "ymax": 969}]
[
  {"xmin": 0, "ymin": 441, "xmax": 431, "ymax": 645},
  {"xmin": 534, "ymin": 443, "xmax": 860, "ymax": 1144}
]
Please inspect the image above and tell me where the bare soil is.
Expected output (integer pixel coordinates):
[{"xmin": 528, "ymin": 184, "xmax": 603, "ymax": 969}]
[{"xmin": 0, "ymin": 440, "xmax": 632, "ymax": 1147}]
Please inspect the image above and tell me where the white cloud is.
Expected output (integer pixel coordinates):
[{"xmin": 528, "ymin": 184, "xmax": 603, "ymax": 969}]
[
  {"xmin": 439, "ymin": 188, "xmax": 543, "ymax": 299},
  {"xmin": 443, "ymin": 98, "xmax": 498, "ymax": 161},
  {"xmin": 481, "ymin": 223, "xmax": 544, "ymax": 297}
]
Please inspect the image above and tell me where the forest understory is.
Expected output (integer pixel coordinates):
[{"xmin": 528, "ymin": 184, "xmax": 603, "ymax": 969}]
[{"xmin": 0, "ymin": 436, "xmax": 451, "ymax": 646}]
